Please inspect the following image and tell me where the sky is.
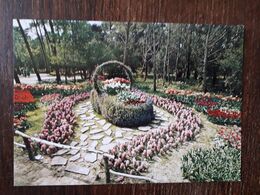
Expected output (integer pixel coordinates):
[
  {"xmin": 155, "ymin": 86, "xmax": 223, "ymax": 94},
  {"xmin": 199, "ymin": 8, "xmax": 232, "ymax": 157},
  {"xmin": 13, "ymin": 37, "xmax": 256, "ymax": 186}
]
[{"xmin": 13, "ymin": 19, "xmax": 103, "ymax": 38}]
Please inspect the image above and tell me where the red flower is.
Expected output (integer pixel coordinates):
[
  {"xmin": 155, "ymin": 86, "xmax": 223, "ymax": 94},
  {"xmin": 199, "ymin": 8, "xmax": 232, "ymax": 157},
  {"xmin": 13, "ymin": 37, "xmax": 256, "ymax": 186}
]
[
  {"xmin": 196, "ymin": 97, "xmax": 218, "ymax": 107},
  {"xmin": 207, "ymin": 109, "xmax": 240, "ymax": 119},
  {"xmin": 14, "ymin": 89, "xmax": 35, "ymax": 103}
]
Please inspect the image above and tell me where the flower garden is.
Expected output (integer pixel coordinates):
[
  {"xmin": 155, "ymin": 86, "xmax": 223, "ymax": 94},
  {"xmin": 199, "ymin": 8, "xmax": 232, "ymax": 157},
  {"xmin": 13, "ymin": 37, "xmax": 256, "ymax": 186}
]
[{"xmin": 14, "ymin": 61, "xmax": 241, "ymax": 184}]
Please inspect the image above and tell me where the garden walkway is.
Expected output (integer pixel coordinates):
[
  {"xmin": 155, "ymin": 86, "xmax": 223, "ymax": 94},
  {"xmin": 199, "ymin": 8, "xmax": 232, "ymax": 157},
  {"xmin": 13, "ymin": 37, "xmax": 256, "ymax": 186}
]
[{"xmin": 29, "ymin": 100, "xmax": 174, "ymax": 184}]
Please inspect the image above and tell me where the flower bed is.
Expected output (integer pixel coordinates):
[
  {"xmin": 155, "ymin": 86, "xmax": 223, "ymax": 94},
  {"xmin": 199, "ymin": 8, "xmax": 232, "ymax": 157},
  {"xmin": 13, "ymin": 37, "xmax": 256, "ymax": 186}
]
[
  {"xmin": 181, "ymin": 147, "xmax": 241, "ymax": 182},
  {"xmin": 40, "ymin": 93, "xmax": 61, "ymax": 105},
  {"xmin": 13, "ymin": 89, "xmax": 36, "ymax": 132},
  {"xmin": 35, "ymin": 92, "xmax": 90, "ymax": 154},
  {"xmin": 14, "ymin": 89, "xmax": 35, "ymax": 103},
  {"xmin": 165, "ymin": 88, "xmax": 241, "ymax": 126},
  {"xmin": 14, "ymin": 83, "xmax": 90, "ymax": 96},
  {"xmin": 101, "ymin": 77, "xmax": 131, "ymax": 95},
  {"xmin": 107, "ymin": 91, "xmax": 202, "ymax": 175},
  {"xmin": 214, "ymin": 125, "xmax": 241, "ymax": 149},
  {"xmin": 207, "ymin": 109, "xmax": 241, "ymax": 126}
]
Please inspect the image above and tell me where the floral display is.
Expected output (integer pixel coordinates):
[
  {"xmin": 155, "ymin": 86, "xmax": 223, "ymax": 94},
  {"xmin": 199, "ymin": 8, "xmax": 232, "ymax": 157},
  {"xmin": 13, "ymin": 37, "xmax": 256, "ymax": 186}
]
[
  {"xmin": 207, "ymin": 109, "xmax": 241, "ymax": 125},
  {"xmin": 117, "ymin": 91, "xmax": 144, "ymax": 105},
  {"xmin": 165, "ymin": 88, "xmax": 241, "ymax": 126},
  {"xmin": 14, "ymin": 83, "xmax": 89, "ymax": 96},
  {"xmin": 102, "ymin": 77, "xmax": 130, "ymax": 95},
  {"xmin": 103, "ymin": 77, "xmax": 130, "ymax": 84},
  {"xmin": 214, "ymin": 125, "xmax": 241, "ymax": 149},
  {"xmin": 14, "ymin": 89, "xmax": 35, "ymax": 103},
  {"xmin": 13, "ymin": 89, "xmax": 36, "ymax": 132},
  {"xmin": 165, "ymin": 88, "xmax": 241, "ymax": 102},
  {"xmin": 108, "ymin": 91, "xmax": 201, "ymax": 174},
  {"xmin": 40, "ymin": 93, "xmax": 62, "ymax": 105},
  {"xmin": 36, "ymin": 92, "xmax": 90, "ymax": 154}
]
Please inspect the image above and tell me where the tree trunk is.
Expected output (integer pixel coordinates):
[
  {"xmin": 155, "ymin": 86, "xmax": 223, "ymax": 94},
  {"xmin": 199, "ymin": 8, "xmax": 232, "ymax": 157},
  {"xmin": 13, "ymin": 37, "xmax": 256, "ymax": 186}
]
[
  {"xmin": 167, "ymin": 57, "xmax": 171, "ymax": 84},
  {"xmin": 212, "ymin": 69, "xmax": 217, "ymax": 87},
  {"xmin": 83, "ymin": 69, "xmax": 87, "ymax": 80},
  {"xmin": 17, "ymin": 19, "xmax": 41, "ymax": 82},
  {"xmin": 73, "ymin": 68, "xmax": 76, "ymax": 83},
  {"xmin": 152, "ymin": 24, "xmax": 157, "ymax": 92},
  {"xmin": 194, "ymin": 69, "xmax": 198, "ymax": 80},
  {"xmin": 55, "ymin": 67, "xmax": 61, "ymax": 84},
  {"xmin": 174, "ymin": 55, "xmax": 179, "ymax": 81},
  {"xmin": 14, "ymin": 70, "xmax": 21, "ymax": 84},
  {"xmin": 203, "ymin": 28, "xmax": 210, "ymax": 93},
  {"xmin": 185, "ymin": 27, "xmax": 192, "ymax": 80},
  {"xmin": 34, "ymin": 20, "xmax": 49, "ymax": 73},
  {"xmin": 123, "ymin": 22, "xmax": 131, "ymax": 64},
  {"xmin": 49, "ymin": 20, "xmax": 61, "ymax": 84},
  {"xmin": 163, "ymin": 25, "xmax": 170, "ymax": 86},
  {"xmin": 144, "ymin": 62, "xmax": 148, "ymax": 81},
  {"xmin": 65, "ymin": 67, "xmax": 68, "ymax": 84}
]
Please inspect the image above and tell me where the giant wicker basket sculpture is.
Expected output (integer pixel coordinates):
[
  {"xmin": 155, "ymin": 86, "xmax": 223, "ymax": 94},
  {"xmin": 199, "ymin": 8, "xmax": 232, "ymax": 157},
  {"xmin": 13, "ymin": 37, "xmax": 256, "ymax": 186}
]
[{"xmin": 90, "ymin": 60, "xmax": 154, "ymax": 127}]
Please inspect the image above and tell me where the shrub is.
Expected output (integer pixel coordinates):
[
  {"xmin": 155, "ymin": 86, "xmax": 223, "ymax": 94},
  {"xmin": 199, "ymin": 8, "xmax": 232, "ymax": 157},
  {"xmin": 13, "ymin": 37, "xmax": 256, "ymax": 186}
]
[
  {"xmin": 100, "ymin": 95, "xmax": 154, "ymax": 127},
  {"xmin": 181, "ymin": 147, "xmax": 241, "ymax": 182},
  {"xmin": 90, "ymin": 89, "xmax": 101, "ymax": 114}
]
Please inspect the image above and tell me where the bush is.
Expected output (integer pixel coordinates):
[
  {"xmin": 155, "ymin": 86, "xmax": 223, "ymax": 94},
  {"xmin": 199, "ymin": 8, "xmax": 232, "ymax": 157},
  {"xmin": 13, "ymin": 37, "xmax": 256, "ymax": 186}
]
[
  {"xmin": 100, "ymin": 95, "xmax": 154, "ymax": 127},
  {"xmin": 90, "ymin": 89, "xmax": 101, "ymax": 114},
  {"xmin": 181, "ymin": 147, "xmax": 241, "ymax": 182}
]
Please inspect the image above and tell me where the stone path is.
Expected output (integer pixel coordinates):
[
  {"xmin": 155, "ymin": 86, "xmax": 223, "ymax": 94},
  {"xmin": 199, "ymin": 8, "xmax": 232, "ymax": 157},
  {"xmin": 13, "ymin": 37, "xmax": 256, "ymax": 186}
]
[
  {"xmin": 14, "ymin": 99, "xmax": 222, "ymax": 185},
  {"xmin": 44, "ymin": 100, "xmax": 174, "ymax": 181}
]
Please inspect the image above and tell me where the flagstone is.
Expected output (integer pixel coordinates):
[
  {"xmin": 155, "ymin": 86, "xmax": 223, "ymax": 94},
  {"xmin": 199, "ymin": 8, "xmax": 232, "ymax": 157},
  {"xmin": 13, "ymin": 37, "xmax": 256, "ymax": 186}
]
[
  {"xmin": 70, "ymin": 141, "xmax": 79, "ymax": 147},
  {"xmin": 138, "ymin": 126, "xmax": 151, "ymax": 131},
  {"xmin": 99, "ymin": 143, "xmax": 117, "ymax": 153},
  {"xmin": 90, "ymin": 134, "xmax": 104, "ymax": 140},
  {"xmin": 84, "ymin": 153, "xmax": 97, "ymax": 163},
  {"xmin": 65, "ymin": 164, "xmax": 90, "ymax": 175},
  {"xmin": 88, "ymin": 141, "xmax": 98, "ymax": 150},
  {"xmin": 103, "ymin": 123, "xmax": 112, "ymax": 130},
  {"xmin": 80, "ymin": 127, "xmax": 89, "ymax": 133},
  {"xmin": 80, "ymin": 134, "xmax": 88, "ymax": 142},
  {"xmin": 97, "ymin": 119, "xmax": 106, "ymax": 126},
  {"xmin": 69, "ymin": 149, "xmax": 80, "ymax": 155},
  {"xmin": 104, "ymin": 129, "xmax": 112, "ymax": 136},
  {"xmin": 102, "ymin": 136, "xmax": 113, "ymax": 145},
  {"xmin": 51, "ymin": 156, "xmax": 67, "ymax": 166},
  {"xmin": 53, "ymin": 149, "xmax": 69, "ymax": 156},
  {"xmin": 69, "ymin": 153, "xmax": 81, "ymax": 162},
  {"xmin": 83, "ymin": 122, "xmax": 95, "ymax": 127},
  {"xmin": 115, "ymin": 130, "xmax": 123, "ymax": 138},
  {"xmin": 90, "ymin": 128, "xmax": 104, "ymax": 135}
]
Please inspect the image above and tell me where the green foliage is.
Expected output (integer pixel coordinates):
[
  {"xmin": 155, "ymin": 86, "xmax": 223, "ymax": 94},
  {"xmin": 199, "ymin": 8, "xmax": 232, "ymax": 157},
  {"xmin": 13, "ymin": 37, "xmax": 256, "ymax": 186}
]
[
  {"xmin": 14, "ymin": 20, "xmax": 243, "ymax": 96},
  {"xmin": 207, "ymin": 116, "xmax": 241, "ymax": 126},
  {"xmin": 181, "ymin": 147, "xmax": 241, "ymax": 182},
  {"xmin": 90, "ymin": 89, "xmax": 101, "ymax": 114},
  {"xmin": 99, "ymin": 95, "xmax": 154, "ymax": 127},
  {"xmin": 14, "ymin": 103, "xmax": 37, "ymax": 117}
]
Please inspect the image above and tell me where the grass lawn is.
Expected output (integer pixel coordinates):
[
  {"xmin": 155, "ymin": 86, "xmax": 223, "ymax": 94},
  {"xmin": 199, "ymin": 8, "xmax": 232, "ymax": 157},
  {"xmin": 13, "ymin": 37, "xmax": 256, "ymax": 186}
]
[
  {"xmin": 14, "ymin": 103, "xmax": 47, "ymax": 144},
  {"xmin": 133, "ymin": 76, "xmax": 202, "ymax": 95}
]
